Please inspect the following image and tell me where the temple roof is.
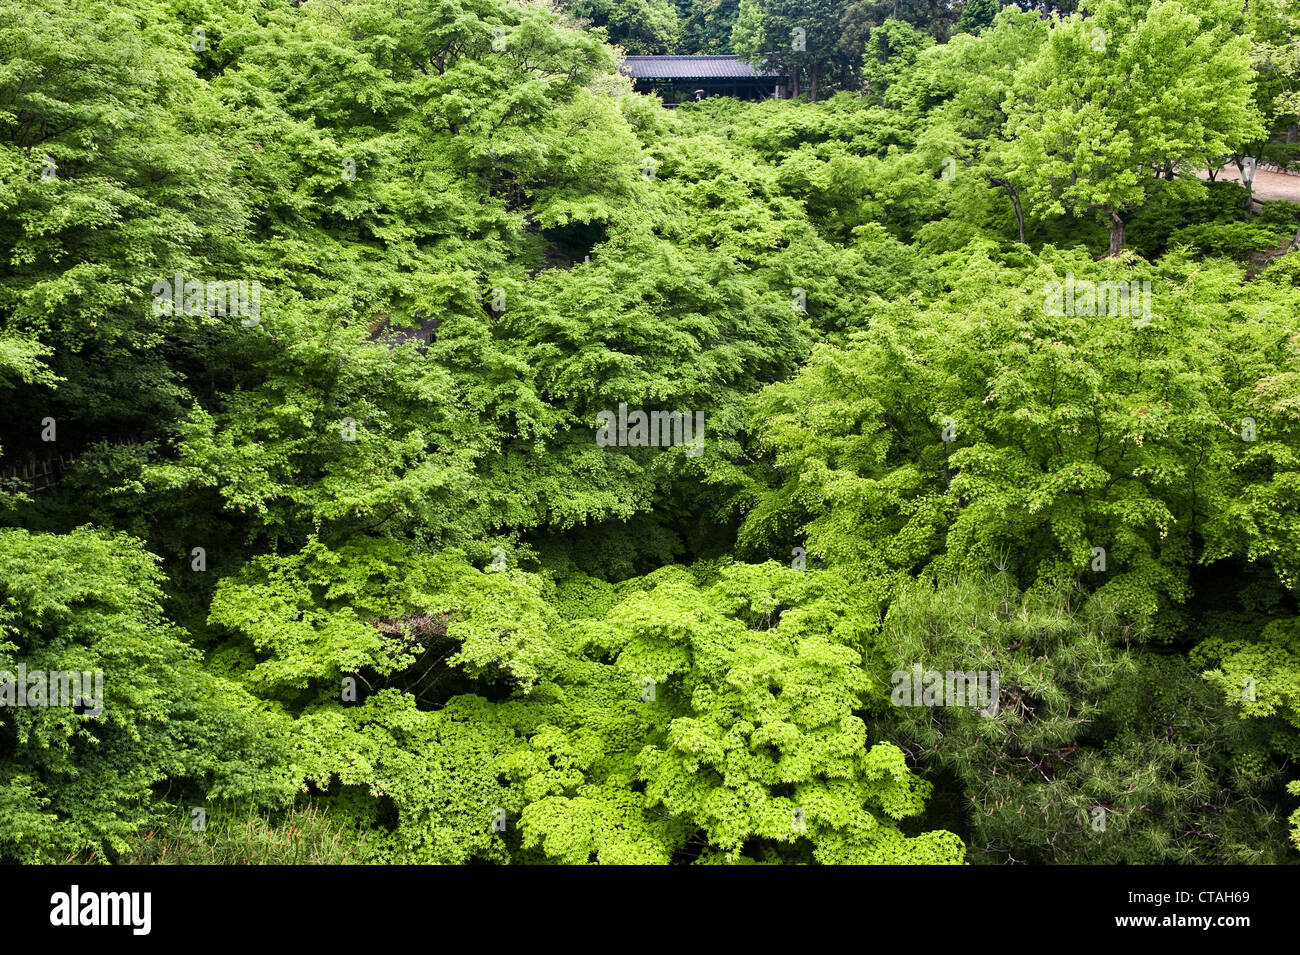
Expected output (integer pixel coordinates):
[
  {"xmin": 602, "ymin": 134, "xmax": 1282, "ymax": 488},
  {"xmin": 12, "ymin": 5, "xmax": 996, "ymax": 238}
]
[{"xmin": 619, "ymin": 55, "xmax": 784, "ymax": 81}]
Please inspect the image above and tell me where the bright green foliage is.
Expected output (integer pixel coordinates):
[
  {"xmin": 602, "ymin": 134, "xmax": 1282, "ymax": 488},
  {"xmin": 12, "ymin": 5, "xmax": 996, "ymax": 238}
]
[
  {"xmin": 1291, "ymin": 780, "xmax": 1300, "ymax": 851},
  {"xmin": 1199, "ymin": 618, "xmax": 1300, "ymax": 750},
  {"xmin": 102, "ymin": 0, "xmax": 829, "ymax": 576},
  {"xmin": 861, "ymin": 19, "xmax": 933, "ymax": 105},
  {"xmin": 729, "ymin": 0, "xmax": 765, "ymax": 61},
  {"xmin": 573, "ymin": 563, "xmax": 963, "ymax": 863},
  {"xmin": 294, "ymin": 691, "xmax": 524, "ymax": 864},
  {"xmin": 5, "ymin": 0, "xmax": 1300, "ymax": 867},
  {"xmin": 210, "ymin": 548, "xmax": 961, "ymax": 863},
  {"xmin": 1246, "ymin": 0, "xmax": 1300, "ymax": 164},
  {"xmin": 0, "ymin": 527, "xmax": 294, "ymax": 863},
  {"xmin": 742, "ymin": 247, "xmax": 1300, "ymax": 628},
  {"xmin": 1005, "ymin": 0, "xmax": 1264, "ymax": 253},
  {"xmin": 1195, "ymin": 615, "xmax": 1300, "ymax": 851},
  {"xmin": 208, "ymin": 537, "xmax": 560, "ymax": 693},
  {"xmin": 0, "ymin": 0, "xmax": 255, "ymax": 452}
]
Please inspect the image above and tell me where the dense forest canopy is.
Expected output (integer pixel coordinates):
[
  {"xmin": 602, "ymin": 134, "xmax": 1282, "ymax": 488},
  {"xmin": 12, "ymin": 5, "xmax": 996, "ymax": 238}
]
[{"xmin": 3, "ymin": 0, "xmax": 1300, "ymax": 866}]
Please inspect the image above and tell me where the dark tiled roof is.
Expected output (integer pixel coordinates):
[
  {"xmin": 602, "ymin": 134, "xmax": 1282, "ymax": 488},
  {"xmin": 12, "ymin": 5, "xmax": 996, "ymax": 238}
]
[{"xmin": 619, "ymin": 55, "xmax": 783, "ymax": 80}]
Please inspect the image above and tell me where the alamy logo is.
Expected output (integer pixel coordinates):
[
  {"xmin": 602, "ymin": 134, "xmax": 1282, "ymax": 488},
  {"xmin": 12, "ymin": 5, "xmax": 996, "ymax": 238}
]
[
  {"xmin": 0, "ymin": 665, "xmax": 103, "ymax": 717},
  {"xmin": 50, "ymin": 885, "xmax": 151, "ymax": 935},
  {"xmin": 890, "ymin": 665, "xmax": 1000, "ymax": 716},
  {"xmin": 152, "ymin": 273, "xmax": 261, "ymax": 326},
  {"xmin": 595, "ymin": 403, "xmax": 704, "ymax": 457},
  {"xmin": 1043, "ymin": 275, "xmax": 1151, "ymax": 320}
]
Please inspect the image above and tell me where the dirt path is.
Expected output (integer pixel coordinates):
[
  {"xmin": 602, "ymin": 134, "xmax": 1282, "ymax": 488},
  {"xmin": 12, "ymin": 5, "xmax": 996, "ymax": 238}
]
[{"xmin": 1197, "ymin": 166, "xmax": 1300, "ymax": 202}]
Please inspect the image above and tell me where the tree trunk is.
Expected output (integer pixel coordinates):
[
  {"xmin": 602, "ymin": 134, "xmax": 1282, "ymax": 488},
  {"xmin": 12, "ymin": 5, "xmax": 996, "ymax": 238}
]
[
  {"xmin": 1108, "ymin": 211, "xmax": 1125, "ymax": 257},
  {"xmin": 1236, "ymin": 157, "xmax": 1257, "ymax": 209},
  {"xmin": 1009, "ymin": 190, "xmax": 1025, "ymax": 244},
  {"xmin": 809, "ymin": 65, "xmax": 819, "ymax": 102},
  {"xmin": 990, "ymin": 177, "xmax": 1026, "ymax": 243}
]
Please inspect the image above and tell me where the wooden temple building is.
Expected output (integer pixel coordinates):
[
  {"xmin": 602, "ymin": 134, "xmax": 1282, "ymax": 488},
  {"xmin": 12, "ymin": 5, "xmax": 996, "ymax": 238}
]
[{"xmin": 619, "ymin": 55, "xmax": 788, "ymax": 104}]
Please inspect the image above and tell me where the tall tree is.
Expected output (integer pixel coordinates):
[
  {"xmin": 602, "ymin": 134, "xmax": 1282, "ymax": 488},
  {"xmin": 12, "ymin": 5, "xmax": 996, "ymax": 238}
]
[
  {"xmin": 1246, "ymin": 0, "xmax": 1300, "ymax": 155},
  {"xmin": 734, "ymin": 0, "xmax": 852, "ymax": 100},
  {"xmin": 954, "ymin": 0, "xmax": 1005, "ymax": 35},
  {"xmin": 1005, "ymin": 0, "xmax": 1262, "ymax": 255},
  {"xmin": 560, "ymin": 0, "xmax": 684, "ymax": 54}
]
